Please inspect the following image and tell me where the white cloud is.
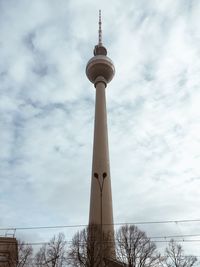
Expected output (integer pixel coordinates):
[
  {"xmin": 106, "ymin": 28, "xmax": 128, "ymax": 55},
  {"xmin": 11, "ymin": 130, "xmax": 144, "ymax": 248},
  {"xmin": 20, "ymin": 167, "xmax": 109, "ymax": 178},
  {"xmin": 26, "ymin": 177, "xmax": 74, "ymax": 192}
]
[{"xmin": 0, "ymin": 0, "xmax": 200, "ymax": 256}]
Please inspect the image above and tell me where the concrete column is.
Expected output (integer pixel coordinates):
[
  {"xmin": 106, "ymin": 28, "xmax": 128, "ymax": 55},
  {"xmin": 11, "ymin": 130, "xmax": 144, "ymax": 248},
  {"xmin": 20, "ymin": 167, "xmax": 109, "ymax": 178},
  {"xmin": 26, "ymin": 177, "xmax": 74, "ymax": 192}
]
[
  {"xmin": 89, "ymin": 77, "xmax": 115, "ymax": 260},
  {"xmin": 86, "ymin": 12, "xmax": 116, "ymax": 263}
]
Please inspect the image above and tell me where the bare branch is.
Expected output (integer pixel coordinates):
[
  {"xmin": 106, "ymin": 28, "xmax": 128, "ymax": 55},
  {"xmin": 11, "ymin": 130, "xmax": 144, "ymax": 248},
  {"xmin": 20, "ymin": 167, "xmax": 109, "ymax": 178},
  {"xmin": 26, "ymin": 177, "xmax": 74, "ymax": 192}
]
[{"xmin": 163, "ymin": 239, "xmax": 197, "ymax": 267}]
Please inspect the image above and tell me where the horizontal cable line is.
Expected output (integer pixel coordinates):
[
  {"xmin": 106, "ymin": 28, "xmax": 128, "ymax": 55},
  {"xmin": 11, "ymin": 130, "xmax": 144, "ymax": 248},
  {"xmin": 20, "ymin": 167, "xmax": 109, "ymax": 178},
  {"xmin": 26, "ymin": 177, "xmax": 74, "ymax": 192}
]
[
  {"xmin": 117, "ymin": 219, "xmax": 200, "ymax": 225},
  {"xmin": 3, "ymin": 234, "xmax": 200, "ymax": 243},
  {"xmin": 0, "ymin": 224, "xmax": 87, "ymax": 231},
  {"xmin": 1, "ymin": 218, "xmax": 200, "ymax": 231},
  {"xmin": 153, "ymin": 239, "xmax": 200, "ymax": 243},
  {"xmin": 2, "ymin": 239, "xmax": 200, "ymax": 246},
  {"xmin": 151, "ymin": 234, "xmax": 200, "ymax": 239}
]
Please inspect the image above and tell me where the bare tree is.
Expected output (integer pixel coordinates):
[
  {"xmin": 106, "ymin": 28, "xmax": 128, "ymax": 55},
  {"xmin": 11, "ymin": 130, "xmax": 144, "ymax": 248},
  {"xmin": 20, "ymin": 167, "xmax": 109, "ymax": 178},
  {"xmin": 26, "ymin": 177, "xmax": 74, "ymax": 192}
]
[
  {"xmin": 17, "ymin": 240, "xmax": 33, "ymax": 267},
  {"xmin": 34, "ymin": 233, "xmax": 67, "ymax": 267},
  {"xmin": 115, "ymin": 225, "xmax": 161, "ymax": 267},
  {"xmin": 67, "ymin": 225, "xmax": 114, "ymax": 267},
  {"xmin": 162, "ymin": 239, "xmax": 197, "ymax": 267}
]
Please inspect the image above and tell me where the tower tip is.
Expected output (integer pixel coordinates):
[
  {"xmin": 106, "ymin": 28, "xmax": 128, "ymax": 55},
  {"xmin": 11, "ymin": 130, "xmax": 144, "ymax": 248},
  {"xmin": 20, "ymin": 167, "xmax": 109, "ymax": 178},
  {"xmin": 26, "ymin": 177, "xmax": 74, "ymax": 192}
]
[
  {"xmin": 94, "ymin": 10, "xmax": 107, "ymax": 56},
  {"xmin": 98, "ymin": 10, "xmax": 102, "ymax": 46}
]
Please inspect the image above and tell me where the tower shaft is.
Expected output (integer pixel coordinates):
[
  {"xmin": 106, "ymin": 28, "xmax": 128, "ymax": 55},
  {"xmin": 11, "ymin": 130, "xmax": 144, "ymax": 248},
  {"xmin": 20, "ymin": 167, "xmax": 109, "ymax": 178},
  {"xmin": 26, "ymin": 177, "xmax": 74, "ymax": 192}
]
[
  {"xmin": 89, "ymin": 78, "xmax": 115, "ymax": 262},
  {"xmin": 89, "ymin": 79, "xmax": 114, "ymax": 234},
  {"xmin": 86, "ymin": 11, "xmax": 116, "ymax": 264}
]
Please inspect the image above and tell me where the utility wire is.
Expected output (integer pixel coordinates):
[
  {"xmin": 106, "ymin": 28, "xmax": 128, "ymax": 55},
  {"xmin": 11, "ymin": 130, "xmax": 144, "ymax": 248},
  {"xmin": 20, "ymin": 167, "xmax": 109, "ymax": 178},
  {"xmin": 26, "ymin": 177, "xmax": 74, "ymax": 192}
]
[
  {"xmin": 151, "ymin": 234, "xmax": 200, "ymax": 239},
  {"xmin": 3, "ymin": 233, "xmax": 200, "ymax": 241},
  {"xmin": 1, "ymin": 218, "xmax": 200, "ymax": 231},
  {"xmin": 2, "ymin": 239, "xmax": 200, "ymax": 246}
]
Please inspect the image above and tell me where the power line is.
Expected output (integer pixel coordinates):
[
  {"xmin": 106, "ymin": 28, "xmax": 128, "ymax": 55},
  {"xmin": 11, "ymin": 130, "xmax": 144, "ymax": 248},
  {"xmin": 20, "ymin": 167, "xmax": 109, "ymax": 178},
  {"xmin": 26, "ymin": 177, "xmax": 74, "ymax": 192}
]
[
  {"xmin": 152, "ymin": 239, "xmax": 200, "ymax": 243},
  {"xmin": 1, "ymin": 218, "xmax": 200, "ymax": 231},
  {"xmin": 2, "ymin": 238, "xmax": 200, "ymax": 246},
  {"xmin": 151, "ymin": 234, "xmax": 200, "ymax": 239},
  {"xmin": 116, "ymin": 218, "xmax": 200, "ymax": 225}
]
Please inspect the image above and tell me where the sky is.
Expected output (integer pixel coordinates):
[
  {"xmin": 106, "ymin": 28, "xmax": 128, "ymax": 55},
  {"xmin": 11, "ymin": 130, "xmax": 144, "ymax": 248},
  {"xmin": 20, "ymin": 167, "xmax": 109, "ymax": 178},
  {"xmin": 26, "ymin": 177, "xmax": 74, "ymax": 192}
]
[{"xmin": 0, "ymin": 0, "xmax": 200, "ymax": 257}]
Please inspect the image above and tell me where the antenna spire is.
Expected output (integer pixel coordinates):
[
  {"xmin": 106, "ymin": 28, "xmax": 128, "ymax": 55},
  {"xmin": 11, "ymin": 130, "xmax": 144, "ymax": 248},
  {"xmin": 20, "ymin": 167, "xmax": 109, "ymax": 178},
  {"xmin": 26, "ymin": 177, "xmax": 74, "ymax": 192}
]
[
  {"xmin": 93, "ymin": 10, "xmax": 107, "ymax": 56},
  {"xmin": 98, "ymin": 10, "xmax": 102, "ymax": 46}
]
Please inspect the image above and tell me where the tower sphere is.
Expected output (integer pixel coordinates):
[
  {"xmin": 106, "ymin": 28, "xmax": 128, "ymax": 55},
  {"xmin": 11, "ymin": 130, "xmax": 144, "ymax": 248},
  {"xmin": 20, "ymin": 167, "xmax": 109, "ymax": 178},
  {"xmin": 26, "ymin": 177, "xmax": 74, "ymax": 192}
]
[
  {"xmin": 86, "ymin": 10, "xmax": 115, "ymax": 85},
  {"xmin": 86, "ymin": 54, "xmax": 115, "ymax": 84}
]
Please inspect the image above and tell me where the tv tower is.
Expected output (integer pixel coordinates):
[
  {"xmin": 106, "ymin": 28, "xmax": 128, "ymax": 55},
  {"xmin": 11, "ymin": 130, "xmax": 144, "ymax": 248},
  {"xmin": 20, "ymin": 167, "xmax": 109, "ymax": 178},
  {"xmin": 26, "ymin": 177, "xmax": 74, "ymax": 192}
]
[{"xmin": 86, "ymin": 10, "xmax": 115, "ymax": 262}]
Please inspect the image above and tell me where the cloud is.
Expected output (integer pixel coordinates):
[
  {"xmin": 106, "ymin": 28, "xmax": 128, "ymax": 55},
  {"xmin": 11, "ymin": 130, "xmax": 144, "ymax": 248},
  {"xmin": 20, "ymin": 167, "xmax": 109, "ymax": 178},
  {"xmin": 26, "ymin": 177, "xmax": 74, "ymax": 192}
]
[{"xmin": 0, "ymin": 0, "xmax": 200, "ymax": 256}]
